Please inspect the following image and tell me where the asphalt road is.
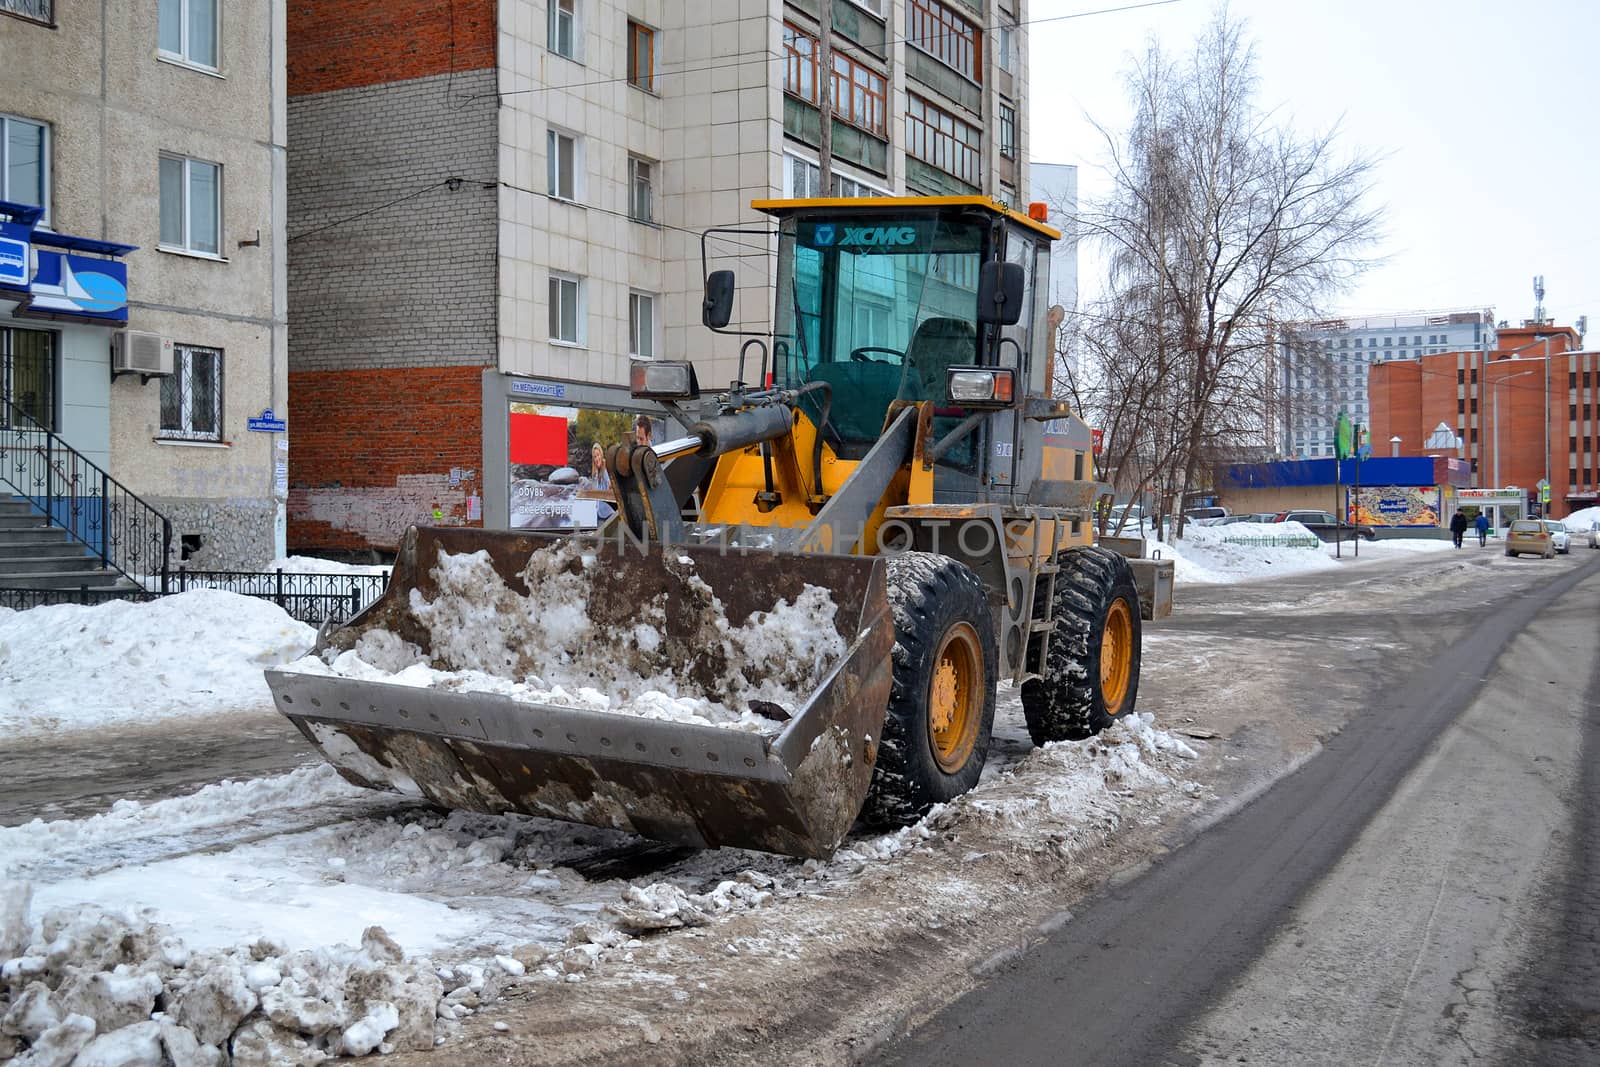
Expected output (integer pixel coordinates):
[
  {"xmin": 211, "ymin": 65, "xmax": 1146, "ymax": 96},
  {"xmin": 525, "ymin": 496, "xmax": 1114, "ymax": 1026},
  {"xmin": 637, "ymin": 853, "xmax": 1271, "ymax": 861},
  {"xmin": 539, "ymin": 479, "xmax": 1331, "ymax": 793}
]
[{"xmin": 879, "ymin": 551, "xmax": 1600, "ymax": 1066}]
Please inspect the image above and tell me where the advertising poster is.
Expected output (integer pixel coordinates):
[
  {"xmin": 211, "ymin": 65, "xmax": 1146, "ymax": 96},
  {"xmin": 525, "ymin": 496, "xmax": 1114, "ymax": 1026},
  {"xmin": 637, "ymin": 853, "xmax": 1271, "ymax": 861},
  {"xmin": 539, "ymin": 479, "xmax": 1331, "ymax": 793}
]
[
  {"xmin": 1351, "ymin": 485, "xmax": 1440, "ymax": 527},
  {"xmin": 507, "ymin": 403, "xmax": 665, "ymax": 530}
]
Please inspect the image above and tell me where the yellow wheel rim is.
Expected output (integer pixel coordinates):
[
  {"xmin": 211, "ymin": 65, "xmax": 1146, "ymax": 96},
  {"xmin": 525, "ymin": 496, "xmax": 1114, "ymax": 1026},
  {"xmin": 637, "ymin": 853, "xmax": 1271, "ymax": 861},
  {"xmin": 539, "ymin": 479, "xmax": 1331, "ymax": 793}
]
[
  {"xmin": 928, "ymin": 622, "xmax": 983, "ymax": 773},
  {"xmin": 1100, "ymin": 598, "xmax": 1133, "ymax": 717}
]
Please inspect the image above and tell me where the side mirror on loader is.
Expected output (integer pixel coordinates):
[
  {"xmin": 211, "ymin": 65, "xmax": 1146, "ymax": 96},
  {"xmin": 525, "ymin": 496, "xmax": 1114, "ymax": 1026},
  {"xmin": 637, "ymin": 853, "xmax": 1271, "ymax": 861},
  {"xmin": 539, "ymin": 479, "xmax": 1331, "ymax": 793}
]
[
  {"xmin": 703, "ymin": 270, "xmax": 736, "ymax": 330},
  {"xmin": 977, "ymin": 261, "xmax": 1026, "ymax": 326}
]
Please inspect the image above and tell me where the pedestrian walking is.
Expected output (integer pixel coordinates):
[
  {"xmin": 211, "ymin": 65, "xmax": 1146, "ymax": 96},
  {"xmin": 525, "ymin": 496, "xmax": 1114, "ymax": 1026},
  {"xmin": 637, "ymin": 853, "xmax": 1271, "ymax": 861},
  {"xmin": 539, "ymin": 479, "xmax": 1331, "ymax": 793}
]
[
  {"xmin": 1474, "ymin": 512, "xmax": 1490, "ymax": 547},
  {"xmin": 1450, "ymin": 510, "xmax": 1467, "ymax": 548}
]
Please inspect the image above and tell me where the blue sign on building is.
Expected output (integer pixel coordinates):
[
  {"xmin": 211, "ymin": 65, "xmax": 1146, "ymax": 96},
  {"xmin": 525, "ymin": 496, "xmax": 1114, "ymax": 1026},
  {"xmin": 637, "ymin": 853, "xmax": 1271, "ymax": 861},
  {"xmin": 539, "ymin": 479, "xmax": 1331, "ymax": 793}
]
[
  {"xmin": 246, "ymin": 409, "xmax": 288, "ymax": 433},
  {"xmin": 510, "ymin": 379, "xmax": 567, "ymax": 399},
  {"xmin": 0, "ymin": 200, "xmax": 136, "ymax": 325},
  {"xmin": 0, "ymin": 222, "xmax": 29, "ymax": 288}
]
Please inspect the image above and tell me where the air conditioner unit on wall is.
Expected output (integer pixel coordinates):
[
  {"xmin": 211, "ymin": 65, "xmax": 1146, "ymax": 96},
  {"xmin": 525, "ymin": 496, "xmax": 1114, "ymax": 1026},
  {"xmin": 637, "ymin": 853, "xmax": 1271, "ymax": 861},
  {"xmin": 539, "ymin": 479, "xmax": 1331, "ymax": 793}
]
[{"xmin": 112, "ymin": 331, "xmax": 172, "ymax": 377}]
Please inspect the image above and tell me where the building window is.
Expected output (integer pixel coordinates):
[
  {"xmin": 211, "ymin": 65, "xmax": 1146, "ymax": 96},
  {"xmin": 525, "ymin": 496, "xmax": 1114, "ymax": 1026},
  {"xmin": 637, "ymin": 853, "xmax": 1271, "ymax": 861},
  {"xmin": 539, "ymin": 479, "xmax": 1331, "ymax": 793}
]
[
  {"xmin": 159, "ymin": 154, "xmax": 222, "ymax": 255},
  {"xmin": 160, "ymin": 345, "xmax": 223, "ymax": 441},
  {"xmin": 999, "ymin": 100, "xmax": 1016, "ymax": 159},
  {"xmin": 906, "ymin": 94, "xmax": 981, "ymax": 185},
  {"xmin": 998, "ymin": 21, "xmax": 1016, "ymax": 73},
  {"xmin": 158, "ymin": 0, "xmax": 219, "ymax": 70},
  {"xmin": 783, "ymin": 152, "xmax": 888, "ymax": 199},
  {"xmin": 628, "ymin": 156, "xmax": 654, "ymax": 222},
  {"xmin": 997, "ymin": 183, "xmax": 1016, "ymax": 208},
  {"xmin": 906, "ymin": 0, "xmax": 982, "ymax": 84},
  {"xmin": 0, "ymin": 115, "xmax": 48, "ymax": 221},
  {"xmin": 1, "ymin": 326, "xmax": 55, "ymax": 432},
  {"xmin": 548, "ymin": 273, "xmax": 583, "ymax": 345},
  {"xmin": 547, "ymin": 130, "xmax": 580, "ymax": 201},
  {"xmin": 781, "ymin": 23, "xmax": 888, "ymax": 137},
  {"xmin": 548, "ymin": 0, "xmax": 578, "ymax": 60},
  {"xmin": 847, "ymin": 0, "xmax": 885, "ymax": 14},
  {"xmin": 629, "ymin": 291, "xmax": 656, "ymax": 359},
  {"xmin": 627, "ymin": 21, "xmax": 654, "ymax": 90}
]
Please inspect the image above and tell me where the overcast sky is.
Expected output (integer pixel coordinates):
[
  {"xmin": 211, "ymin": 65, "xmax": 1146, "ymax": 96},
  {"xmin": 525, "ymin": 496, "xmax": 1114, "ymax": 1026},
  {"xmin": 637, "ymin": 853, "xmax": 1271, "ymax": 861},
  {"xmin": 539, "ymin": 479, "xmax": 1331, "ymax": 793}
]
[{"xmin": 1029, "ymin": 0, "xmax": 1599, "ymax": 333}]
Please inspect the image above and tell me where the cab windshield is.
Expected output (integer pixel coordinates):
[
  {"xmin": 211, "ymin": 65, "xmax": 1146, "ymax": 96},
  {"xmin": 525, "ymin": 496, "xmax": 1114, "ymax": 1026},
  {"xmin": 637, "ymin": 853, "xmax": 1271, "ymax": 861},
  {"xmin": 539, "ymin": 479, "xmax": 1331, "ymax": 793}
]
[{"xmin": 773, "ymin": 212, "xmax": 987, "ymax": 449}]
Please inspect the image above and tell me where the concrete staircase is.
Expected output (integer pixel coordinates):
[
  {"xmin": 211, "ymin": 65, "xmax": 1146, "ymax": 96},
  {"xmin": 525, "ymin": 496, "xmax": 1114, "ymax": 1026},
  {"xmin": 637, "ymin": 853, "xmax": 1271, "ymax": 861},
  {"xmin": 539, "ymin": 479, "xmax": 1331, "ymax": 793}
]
[{"xmin": 0, "ymin": 499, "xmax": 134, "ymax": 591}]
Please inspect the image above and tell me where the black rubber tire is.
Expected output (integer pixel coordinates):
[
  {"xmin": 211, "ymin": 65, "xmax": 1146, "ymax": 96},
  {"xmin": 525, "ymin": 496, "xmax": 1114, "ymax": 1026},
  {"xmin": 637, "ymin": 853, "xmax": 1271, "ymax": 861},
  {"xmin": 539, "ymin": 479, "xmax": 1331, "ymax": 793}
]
[
  {"xmin": 1020, "ymin": 546, "xmax": 1143, "ymax": 744},
  {"xmin": 861, "ymin": 553, "xmax": 998, "ymax": 827}
]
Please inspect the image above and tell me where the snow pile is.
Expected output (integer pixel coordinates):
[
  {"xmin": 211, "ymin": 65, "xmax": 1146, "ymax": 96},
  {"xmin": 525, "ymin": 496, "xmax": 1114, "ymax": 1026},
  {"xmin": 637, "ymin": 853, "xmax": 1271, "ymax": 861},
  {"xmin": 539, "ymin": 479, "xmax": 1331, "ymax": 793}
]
[
  {"xmin": 1561, "ymin": 505, "xmax": 1600, "ymax": 531},
  {"xmin": 0, "ymin": 591, "xmax": 315, "ymax": 738},
  {"xmin": 290, "ymin": 545, "xmax": 847, "ymax": 732},
  {"xmin": 0, "ymin": 900, "xmax": 456, "ymax": 1065},
  {"xmin": 1157, "ymin": 522, "xmax": 1338, "ymax": 584},
  {"xmin": 1158, "ymin": 521, "xmax": 1453, "ymax": 584}
]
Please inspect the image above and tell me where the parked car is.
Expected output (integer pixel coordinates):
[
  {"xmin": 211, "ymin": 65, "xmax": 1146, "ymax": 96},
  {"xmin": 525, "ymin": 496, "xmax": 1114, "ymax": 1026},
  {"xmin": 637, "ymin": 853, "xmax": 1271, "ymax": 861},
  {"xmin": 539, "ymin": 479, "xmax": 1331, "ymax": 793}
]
[
  {"xmin": 1184, "ymin": 506, "xmax": 1229, "ymax": 523},
  {"xmin": 1588, "ymin": 521, "xmax": 1600, "ymax": 549},
  {"xmin": 1505, "ymin": 519, "xmax": 1556, "ymax": 558},
  {"xmin": 1545, "ymin": 520, "xmax": 1571, "ymax": 554},
  {"xmin": 1272, "ymin": 509, "xmax": 1377, "ymax": 543}
]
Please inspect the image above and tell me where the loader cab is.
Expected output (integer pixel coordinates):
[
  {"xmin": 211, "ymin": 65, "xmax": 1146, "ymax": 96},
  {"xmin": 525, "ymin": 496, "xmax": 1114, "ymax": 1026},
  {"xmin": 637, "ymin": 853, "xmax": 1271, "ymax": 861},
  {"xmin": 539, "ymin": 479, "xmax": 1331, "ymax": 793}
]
[{"xmin": 755, "ymin": 197, "xmax": 1055, "ymax": 499}]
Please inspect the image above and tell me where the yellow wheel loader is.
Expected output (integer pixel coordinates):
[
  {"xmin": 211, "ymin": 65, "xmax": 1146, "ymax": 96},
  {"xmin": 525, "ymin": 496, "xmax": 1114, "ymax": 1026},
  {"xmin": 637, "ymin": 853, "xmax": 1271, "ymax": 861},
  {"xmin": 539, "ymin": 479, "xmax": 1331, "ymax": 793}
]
[{"xmin": 267, "ymin": 197, "xmax": 1152, "ymax": 859}]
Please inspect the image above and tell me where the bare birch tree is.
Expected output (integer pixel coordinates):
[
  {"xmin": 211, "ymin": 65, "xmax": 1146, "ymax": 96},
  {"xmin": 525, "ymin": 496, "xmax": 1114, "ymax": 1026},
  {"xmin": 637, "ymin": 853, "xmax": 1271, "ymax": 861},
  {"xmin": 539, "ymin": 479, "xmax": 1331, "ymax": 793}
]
[{"xmin": 1071, "ymin": 7, "xmax": 1383, "ymax": 536}]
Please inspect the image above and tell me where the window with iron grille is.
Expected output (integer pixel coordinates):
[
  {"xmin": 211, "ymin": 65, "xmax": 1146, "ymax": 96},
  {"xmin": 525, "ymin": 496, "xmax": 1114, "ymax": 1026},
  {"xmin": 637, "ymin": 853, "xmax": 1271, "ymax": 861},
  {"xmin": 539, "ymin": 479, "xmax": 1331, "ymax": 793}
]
[
  {"xmin": 906, "ymin": 94, "xmax": 981, "ymax": 185},
  {"xmin": 628, "ymin": 156, "xmax": 654, "ymax": 222},
  {"xmin": 1, "ymin": 327, "xmax": 55, "ymax": 431},
  {"xmin": 0, "ymin": 114, "xmax": 48, "ymax": 222},
  {"xmin": 158, "ymin": 0, "xmax": 219, "ymax": 70},
  {"xmin": 549, "ymin": 0, "xmax": 578, "ymax": 60},
  {"xmin": 627, "ymin": 21, "xmax": 654, "ymax": 90},
  {"xmin": 999, "ymin": 100, "xmax": 1016, "ymax": 159},
  {"xmin": 160, "ymin": 345, "xmax": 223, "ymax": 441},
  {"xmin": 906, "ymin": 0, "xmax": 981, "ymax": 84},
  {"xmin": 781, "ymin": 23, "xmax": 887, "ymax": 137},
  {"xmin": 159, "ymin": 154, "xmax": 222, "ymax": 255}
]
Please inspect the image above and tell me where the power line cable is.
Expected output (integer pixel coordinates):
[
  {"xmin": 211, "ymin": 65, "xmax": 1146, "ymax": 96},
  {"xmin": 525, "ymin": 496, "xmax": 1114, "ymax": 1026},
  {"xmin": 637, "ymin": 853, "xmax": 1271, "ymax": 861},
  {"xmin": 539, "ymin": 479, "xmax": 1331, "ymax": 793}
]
[
  {"xmin": 481, "ymin": 0, "xmax": 1184, "ymax": 101},
  {"xmin": 286, "ymin": 178, "xmax": 469, "ymax": 244}
]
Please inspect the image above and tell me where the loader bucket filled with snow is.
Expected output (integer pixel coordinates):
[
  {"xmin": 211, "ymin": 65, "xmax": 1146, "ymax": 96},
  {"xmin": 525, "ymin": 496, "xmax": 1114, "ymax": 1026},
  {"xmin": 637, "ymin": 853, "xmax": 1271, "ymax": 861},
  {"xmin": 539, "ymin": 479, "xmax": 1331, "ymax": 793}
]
[{"xmin": 265, "ymin": 526, "xmax": 894, "ymax": 859}]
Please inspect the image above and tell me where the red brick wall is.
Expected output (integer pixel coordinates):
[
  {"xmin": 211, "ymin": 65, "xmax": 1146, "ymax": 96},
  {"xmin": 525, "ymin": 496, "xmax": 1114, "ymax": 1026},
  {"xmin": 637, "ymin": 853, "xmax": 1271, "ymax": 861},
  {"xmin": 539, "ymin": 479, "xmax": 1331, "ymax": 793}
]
[
  {"xmin": 1368, "ymin": 360, "xmax": 1422, "ymax": 454},
  {"xmin": 288, "ymin": 367, "xmax": 486, "ymax": 552},
  {"xmin": 288, "ymin": 0, "xmax": 497, "ymax": 96}
]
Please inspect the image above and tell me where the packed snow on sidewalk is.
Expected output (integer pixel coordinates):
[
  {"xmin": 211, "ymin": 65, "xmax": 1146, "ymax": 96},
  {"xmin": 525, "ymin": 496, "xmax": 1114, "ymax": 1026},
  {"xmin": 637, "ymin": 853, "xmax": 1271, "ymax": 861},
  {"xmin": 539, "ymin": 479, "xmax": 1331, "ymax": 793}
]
[
  {"xmin": 0, "ymin": 710, "xmax": 1199, "ymax": 1063},
  {"xmin": 287, "ymin": 544, "xmax": 847, "ymax": 733},
  {"xmin": 0, "ymin": 590, "xmax": 314, "ymax": 739}
]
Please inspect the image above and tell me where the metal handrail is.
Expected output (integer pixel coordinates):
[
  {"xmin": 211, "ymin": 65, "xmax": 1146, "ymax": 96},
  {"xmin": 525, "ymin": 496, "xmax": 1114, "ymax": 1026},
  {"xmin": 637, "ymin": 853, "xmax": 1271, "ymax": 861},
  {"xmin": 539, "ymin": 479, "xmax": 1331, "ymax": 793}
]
[{"xmin": 0, "ymin": 394, "xmax": 173, "ymax": 592}]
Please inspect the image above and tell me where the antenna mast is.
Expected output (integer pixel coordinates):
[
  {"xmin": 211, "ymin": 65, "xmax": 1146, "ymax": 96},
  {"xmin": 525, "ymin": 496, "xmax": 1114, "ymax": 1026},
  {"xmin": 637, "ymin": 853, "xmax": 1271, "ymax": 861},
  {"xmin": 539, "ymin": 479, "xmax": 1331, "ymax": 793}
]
[{"xmin": 1532, "ymin": 275, "xmax": 1546, "ymax": 323}]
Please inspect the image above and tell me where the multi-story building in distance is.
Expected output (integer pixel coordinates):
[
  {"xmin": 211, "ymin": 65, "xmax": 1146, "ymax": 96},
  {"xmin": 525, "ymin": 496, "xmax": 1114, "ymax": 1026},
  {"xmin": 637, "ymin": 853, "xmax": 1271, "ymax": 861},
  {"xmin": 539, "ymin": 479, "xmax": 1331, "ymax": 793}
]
[
  {"xmin": 287, "ymin": 0, "xmax": 1031, "ymax": 553},
  {"xmin": 1277, "ymin": 308, "xmax": 1494, "ymax": 458}
]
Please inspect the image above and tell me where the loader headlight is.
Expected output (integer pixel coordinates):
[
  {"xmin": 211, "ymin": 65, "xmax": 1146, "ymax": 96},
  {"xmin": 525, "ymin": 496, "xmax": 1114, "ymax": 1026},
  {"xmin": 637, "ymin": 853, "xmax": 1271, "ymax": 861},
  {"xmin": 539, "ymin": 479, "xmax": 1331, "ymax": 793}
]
[
  {"xmin": 946, "ymin": 367, "xmax": 1016, "ymax": 407},
  {"xmin": 630, "ymin": 360, "xmax": 700, "ymax": 399}
]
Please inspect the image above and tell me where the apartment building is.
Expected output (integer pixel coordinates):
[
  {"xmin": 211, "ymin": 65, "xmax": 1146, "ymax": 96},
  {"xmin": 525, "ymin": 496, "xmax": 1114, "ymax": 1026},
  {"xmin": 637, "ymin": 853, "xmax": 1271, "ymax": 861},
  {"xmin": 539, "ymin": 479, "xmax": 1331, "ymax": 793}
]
[
  {"xmin": 1277, "ymin": 308, "xmax": 1494, "ymax": 458},
  {"xmin": 287, "ymin": 0, "xmax": 1029, "ymax": 552},
  {"xmin": 1, "ymin": 0, "xmax": 288, "ymax": 568},
  {"xmin": 1369, "ymin": 321, "xmax": 1598, "ymax": 517}
]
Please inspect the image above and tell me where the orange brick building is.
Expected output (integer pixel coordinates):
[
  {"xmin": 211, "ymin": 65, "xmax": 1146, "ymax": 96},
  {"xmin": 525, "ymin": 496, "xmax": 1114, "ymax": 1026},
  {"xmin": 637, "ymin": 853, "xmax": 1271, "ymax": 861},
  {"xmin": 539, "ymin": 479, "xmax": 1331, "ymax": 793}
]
[{"xmin": 1368, "ymin": 323, "xmax": 1598, "ymax": 517}]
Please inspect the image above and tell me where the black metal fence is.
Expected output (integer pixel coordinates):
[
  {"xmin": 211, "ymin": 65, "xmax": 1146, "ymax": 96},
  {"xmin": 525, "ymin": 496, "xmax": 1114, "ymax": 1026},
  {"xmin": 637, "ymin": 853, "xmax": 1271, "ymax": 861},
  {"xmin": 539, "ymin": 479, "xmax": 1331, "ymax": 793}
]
[
  {"xmin": 171, "ymin": 567, "xmax": 391, "ymax": 625},
  {"xmin": 0, "ymin": 568, "xmax": 390, "ymax": 625},
  {"xmin": 0, "ymin": 395, "xmax": 172, "ymax": 592}
]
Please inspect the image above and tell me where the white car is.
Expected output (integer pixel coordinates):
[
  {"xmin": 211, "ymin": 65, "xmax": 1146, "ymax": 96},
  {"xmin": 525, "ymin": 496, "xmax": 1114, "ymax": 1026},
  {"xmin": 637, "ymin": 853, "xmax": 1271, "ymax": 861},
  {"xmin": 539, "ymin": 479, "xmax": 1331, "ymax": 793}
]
[
  {"xmin": 1588, "ymin": 521, "xmax": 1600, "ymax": 549},
  {"xmin": 1546, "ymin": 520, "xmax": 1571, "ymax": 554}
]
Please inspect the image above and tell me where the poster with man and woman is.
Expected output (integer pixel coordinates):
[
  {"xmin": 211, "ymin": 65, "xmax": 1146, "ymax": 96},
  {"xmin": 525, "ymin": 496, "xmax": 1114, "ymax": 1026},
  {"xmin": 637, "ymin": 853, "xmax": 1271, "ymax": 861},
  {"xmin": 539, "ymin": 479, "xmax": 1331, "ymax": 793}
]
[{"xmin": 507, "ymin": 403, "xmax": 662, "ymax": 530}]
